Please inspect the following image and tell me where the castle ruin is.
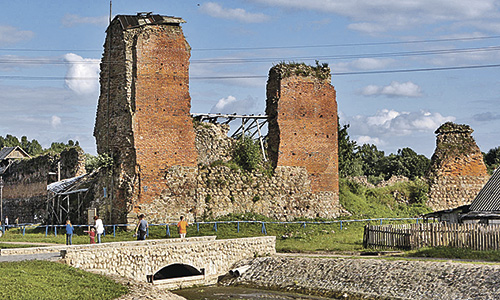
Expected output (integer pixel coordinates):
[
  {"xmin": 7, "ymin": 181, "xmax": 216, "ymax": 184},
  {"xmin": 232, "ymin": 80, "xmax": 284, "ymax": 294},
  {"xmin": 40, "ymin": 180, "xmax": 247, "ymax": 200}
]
[
  {"xmin": 427, "ymin": 122, "xmax": 489, "ymax": 210},
  {"xmin": 93, "ymin": 14, "xmax": 342, "ymax": 224}
]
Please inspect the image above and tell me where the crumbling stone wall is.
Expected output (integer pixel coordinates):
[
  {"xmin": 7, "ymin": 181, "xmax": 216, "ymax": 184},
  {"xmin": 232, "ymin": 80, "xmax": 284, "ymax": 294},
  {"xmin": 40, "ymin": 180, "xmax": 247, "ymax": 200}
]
[
  {"xmin": 427, "ymin": 122, "xmax": 489, "ymax": 210},
  {"xmin": 195, "ymin": 122, "xmax": 234, "ymax": 165},
  {"xmin": 2, "ymin": 147, "xmax": 86, "ymax": 223}
]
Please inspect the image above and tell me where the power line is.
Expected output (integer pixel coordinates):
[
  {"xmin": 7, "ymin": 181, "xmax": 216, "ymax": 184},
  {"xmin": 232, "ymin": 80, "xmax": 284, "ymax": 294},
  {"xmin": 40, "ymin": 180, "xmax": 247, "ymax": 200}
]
[
  {"xmin": 1, "ymin": 34, "xmax": 500, "ymax": 53},
  {"xmin": 1, "ymin": 45, "xmax": 500, "ymax": 66},
  {"xmin": 2, "ymin": 63, "xmax": 499, "ymax": 81},
  {"xmin": 193, "ymin": 35, "xmax": 500, "ymax": 51}
]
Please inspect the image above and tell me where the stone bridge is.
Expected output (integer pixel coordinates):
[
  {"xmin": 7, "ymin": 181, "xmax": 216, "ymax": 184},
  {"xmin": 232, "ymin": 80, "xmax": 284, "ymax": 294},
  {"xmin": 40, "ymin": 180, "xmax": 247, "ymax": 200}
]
[
  {"xmin": 1, "ymin": 236, "xmax": 275, "ymax": 288},
  {"xmin": 66, "ymin": 236, "xmax": 275, "ymax": 288}
]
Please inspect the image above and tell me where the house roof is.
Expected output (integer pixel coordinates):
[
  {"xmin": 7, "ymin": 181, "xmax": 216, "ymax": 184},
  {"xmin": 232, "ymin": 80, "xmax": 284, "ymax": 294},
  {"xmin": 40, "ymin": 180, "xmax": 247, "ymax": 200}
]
[
  {"xmin": 0, "ymin": 146, "xmax": 31, "ymax": 161},
  {"xmin": 114, "ymin": 13, "xmax": 185, "ymax": 30},
  {"xmin": 469, "ymin": 168, "xmax": 500, "ymax": 211}
]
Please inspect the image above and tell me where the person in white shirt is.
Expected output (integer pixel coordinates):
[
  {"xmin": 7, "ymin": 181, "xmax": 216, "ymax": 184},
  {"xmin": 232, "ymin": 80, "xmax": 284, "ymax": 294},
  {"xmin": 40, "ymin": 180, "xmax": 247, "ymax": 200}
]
[{"xmin": 94, "ymin": 215, "xmax": 104, "ymax": 243}]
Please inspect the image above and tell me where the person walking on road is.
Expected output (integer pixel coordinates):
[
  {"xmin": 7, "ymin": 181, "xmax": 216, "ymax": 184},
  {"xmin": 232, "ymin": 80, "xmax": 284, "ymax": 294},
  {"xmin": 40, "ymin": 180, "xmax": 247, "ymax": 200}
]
[
  {"xmin": 94, "ymin": 216, "xmax": 104, "ymax": 243},
  {"xmin": 65, "ymin": 219, "xmax": 74, "ymax": 245}
]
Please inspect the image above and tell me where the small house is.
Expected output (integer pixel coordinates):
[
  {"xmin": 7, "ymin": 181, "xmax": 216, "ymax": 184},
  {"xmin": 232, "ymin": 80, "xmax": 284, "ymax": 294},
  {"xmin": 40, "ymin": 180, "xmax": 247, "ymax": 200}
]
[{"xmin": 0, "ymin": 146, "xmax": 31, "ymax": 174}]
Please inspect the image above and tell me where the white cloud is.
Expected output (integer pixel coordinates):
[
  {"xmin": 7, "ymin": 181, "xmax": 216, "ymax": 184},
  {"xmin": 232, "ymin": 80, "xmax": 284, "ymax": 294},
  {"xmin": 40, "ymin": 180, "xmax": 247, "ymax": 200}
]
[
  {"xmin": 63, "ymin": 53, "xmax": 100, "ymax": 95},
  {"xmin": 210, "ymin": 95, "xmax": 258, "ymax": 114},
  {"xmin": 350, "ymin": 109, "xmax": 455, "ymax": 136},
  {"xmin": 361, "ymin": 81, "xmax": 422, "ymax": 98},
  {"xmin": 0, "ymin": 25, "xmax": 34, "ymax": 46},
  {"xmin": 250, "ymin": 0, "xmax": 500, "ymax": 33},
  {"xmin": 51, "ymin": 115, "xmax": 62, "ymax": 128},
  {"xmin": 356, "ymin": 135, "xmax": 384, "ymax": 146},
  {"xmin": 61, "ymin": 14, "xmax": 108, "ymax": 27},
  {"xmin": 199, "ymin": 2, "xmax": 270, "ymax": 23}
]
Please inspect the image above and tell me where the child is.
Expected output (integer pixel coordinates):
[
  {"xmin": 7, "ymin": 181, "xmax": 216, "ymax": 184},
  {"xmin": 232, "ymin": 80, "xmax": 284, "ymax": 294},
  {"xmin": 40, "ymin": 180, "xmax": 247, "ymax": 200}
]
[
  {"xmin": 84, "ymin": 227, "xmax": 96, "ymax": 244},
  {"xmin": 177, "ymin": 216, "xmax": 188, "ymax": 238},
  {"xmin": 65, "ymin": 220, "xmax": 74, "ymax": 245}
]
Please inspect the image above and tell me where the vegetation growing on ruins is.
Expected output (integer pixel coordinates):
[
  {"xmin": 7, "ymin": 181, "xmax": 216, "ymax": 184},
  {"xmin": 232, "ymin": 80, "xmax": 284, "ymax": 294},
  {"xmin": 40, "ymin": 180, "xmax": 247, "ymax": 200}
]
[
  {"xmin": 85, "ymin": 153, "xmax": 114, "ymax": 173},
  {"xmin": 232, "ymin": 136, "xmax": 263, "ymax": 172},
  {"xmin": 0, "ymin": 260, "xmax": 128, "ymax": 300},
  {"xmin": 272, "ymin": 61, "xmax": 331, "ymax": 81}
]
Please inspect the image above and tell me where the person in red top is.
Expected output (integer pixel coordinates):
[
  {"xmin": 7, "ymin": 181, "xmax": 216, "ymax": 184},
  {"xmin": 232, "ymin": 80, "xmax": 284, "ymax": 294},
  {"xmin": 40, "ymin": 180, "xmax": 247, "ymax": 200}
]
[
  {"xmin": 84, "ymin": 227, "xmax": 96, "ymax": 244},
  {"xmin": 177, "ymin": 216, "xmax": 188, "ymax": 238}
]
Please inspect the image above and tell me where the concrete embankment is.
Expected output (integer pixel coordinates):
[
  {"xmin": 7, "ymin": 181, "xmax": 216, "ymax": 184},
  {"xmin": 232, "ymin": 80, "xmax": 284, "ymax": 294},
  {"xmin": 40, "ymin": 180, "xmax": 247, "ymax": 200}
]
[{"xmin": 221, "ymin": 256, "xmax": 500, "ymax": 299}]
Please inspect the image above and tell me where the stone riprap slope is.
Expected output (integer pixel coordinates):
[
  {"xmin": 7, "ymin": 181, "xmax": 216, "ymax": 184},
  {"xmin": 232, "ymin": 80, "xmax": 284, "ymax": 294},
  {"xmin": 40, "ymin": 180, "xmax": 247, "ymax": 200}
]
[{"xmin": 223, "ymin": 256, "xmax": 500, "ymax": 300}]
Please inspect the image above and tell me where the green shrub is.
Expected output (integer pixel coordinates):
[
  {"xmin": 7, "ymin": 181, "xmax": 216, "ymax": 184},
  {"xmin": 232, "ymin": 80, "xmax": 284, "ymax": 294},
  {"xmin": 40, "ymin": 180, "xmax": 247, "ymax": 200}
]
[{"xmin": 232, "ymin": 136, "xmax": 262, "ymax": 172}]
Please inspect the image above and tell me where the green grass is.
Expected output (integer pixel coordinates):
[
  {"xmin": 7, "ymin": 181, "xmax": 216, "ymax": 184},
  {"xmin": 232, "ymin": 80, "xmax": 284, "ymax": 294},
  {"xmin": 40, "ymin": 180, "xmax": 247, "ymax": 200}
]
[
  {"xmin": 407, "ymin": 247, "xmax": 500, "ymax": 262},
  {"xmin": 0, "ymin": 260, "xmax": 128, "ymax": 300}
]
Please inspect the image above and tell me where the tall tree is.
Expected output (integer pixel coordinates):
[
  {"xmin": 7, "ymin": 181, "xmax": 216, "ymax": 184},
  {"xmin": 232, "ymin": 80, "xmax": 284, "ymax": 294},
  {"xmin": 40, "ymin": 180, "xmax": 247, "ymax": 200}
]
[{"xmin": 338, "ymin": 124, "xmax": 362, "ymax": 177}]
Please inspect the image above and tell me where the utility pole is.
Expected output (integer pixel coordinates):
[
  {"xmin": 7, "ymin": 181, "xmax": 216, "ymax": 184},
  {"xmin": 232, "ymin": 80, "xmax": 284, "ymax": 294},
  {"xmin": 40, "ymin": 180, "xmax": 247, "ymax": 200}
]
[{"xmin": 0, "ymin": 176, "xmax": 4, "ymax": 227}]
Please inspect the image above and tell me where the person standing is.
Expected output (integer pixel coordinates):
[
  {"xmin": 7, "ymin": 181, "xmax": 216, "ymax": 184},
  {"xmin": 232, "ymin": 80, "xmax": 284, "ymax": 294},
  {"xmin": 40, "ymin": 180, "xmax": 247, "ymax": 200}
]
[
  {"xmin": 177, "ymin": 216, "xmax": 188, "ymax": 238},
  {"xmin": 94, "ymin": 215, "xmax": 104, "ymax": 243},
  {"xmin": 4, "ymin": 216, "xmax": 8, "ymax": 231},
  {"xmin": 84, "ymin": 227, "xmax": 96, "ymax": 244},
  {"xmin": 65, "ymin": 220, "xmax": 74, "ymax": 245},
  {"xmin": 135, "ymin": 214, "xmax": 148, "ymax": 240}
]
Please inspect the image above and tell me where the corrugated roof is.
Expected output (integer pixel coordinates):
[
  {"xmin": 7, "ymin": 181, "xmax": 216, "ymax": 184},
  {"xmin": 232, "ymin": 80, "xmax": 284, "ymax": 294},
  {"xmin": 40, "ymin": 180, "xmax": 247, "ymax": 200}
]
[
  {"xmin": 115, "ymin": 13, "xmax": 185, "ymax": 30},
  {"xmin": 47, "ymin": 174, "xmax": 87, "ymax": 194},
  {"xmin": 469, "ymin": 168, "xmax": 500, "ymax": 211}
]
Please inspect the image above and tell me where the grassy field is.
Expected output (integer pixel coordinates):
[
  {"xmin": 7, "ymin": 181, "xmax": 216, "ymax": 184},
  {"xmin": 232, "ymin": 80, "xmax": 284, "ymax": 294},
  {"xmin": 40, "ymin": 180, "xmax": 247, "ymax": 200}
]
[{"xmin": 0, "ymin": 260, "xmax": 128, "ymax": 300}]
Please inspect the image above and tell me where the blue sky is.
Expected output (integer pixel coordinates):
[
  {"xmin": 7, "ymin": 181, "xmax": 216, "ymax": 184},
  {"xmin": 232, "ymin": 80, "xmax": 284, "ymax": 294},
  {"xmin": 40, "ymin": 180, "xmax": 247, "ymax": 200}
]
[{"xmin": 1, "ymin": 0, "xmax": 500, "ymax": 157}]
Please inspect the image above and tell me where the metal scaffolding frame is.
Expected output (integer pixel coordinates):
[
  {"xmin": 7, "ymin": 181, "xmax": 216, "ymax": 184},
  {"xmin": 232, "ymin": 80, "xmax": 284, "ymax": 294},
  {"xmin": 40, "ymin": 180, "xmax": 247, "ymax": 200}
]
[
  {"xmin": 46, "ymin": 175, "xmax": 89, "ymax": 225},
  {"xmin": 192, "ymin": 113, "xmax": 268, "ymax": 161}
]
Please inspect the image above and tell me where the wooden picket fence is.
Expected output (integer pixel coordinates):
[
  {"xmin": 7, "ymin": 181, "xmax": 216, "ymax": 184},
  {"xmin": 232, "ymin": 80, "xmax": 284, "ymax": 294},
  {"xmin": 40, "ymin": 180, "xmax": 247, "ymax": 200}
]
[{"xmin": 363, "ymin": 223, "xmax": 500, "ymax": 250}]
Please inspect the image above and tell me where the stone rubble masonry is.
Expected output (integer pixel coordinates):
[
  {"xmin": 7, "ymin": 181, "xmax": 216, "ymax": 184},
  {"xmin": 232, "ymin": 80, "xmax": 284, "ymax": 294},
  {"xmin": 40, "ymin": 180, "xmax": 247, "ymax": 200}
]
[
  {"xmin": 93, "ymin": 16, "xmax": 342, "ymax": 225},
  {"xmin": 62, "ymin": 236, "xmax": 276, "ymax": 285},
  {"xmin": 427, "ymin": 122, "xmax": 489, "ymax": 211},
  {"xmin": 1, "ymin": 147, "xmax": 86, "ymax": 223},
  {"xmin": 223, "ymin": 256, "xmax": 500, "ymax": 300}
]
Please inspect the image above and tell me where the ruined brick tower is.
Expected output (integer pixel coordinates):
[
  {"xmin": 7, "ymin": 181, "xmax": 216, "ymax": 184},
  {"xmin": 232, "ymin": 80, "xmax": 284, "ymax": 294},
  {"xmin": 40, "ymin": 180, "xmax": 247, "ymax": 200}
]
[
  {"xmin": 94, "ymin": 14, "xmax": 197, "ymax": 222},
  {"xmin": 427, "ymin": 122, "xmax": 489, "ymax": 210},
  {"xmin": 266, "ymin": 63, "xmax": 339, "ymax": 197}
]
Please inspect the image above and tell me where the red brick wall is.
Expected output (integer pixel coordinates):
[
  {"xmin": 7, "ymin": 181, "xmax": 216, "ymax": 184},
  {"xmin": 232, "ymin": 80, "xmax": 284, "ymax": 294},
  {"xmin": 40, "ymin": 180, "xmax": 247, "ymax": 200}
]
[
  {"xmin": 267, "ymin": 67, "xmax": 338, "ymax": 193},
  {"xmin": 133, "ymin": 25, "xmax": 197, "ymax": 206}
]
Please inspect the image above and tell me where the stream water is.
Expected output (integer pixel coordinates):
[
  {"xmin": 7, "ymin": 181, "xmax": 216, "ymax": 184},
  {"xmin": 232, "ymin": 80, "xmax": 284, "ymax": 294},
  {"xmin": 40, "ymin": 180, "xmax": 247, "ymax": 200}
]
[{"xmin": 173, "ymin": 286, "xmax": 335, "ymax": 300}]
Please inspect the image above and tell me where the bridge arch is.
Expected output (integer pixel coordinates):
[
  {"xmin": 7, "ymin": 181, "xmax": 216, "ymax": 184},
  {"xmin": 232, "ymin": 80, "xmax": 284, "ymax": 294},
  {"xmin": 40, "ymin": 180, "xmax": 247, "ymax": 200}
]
[{"xmin": 153, "ymin": 263, "xmax": 204, "ymax": 281}]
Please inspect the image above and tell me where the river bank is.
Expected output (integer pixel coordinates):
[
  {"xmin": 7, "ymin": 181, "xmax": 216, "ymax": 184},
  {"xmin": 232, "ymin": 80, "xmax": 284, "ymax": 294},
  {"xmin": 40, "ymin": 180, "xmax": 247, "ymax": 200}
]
[{"xmin": 220, "ymin": 256, "xmax": 500, "ymax": 299}]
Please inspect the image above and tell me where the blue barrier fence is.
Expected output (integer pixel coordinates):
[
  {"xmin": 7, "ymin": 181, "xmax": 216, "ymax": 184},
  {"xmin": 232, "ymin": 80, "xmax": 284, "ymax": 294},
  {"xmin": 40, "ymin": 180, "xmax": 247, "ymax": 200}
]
[{"xmin": 0, "ymin": 217, "xmax": 422, "ymax": 238}]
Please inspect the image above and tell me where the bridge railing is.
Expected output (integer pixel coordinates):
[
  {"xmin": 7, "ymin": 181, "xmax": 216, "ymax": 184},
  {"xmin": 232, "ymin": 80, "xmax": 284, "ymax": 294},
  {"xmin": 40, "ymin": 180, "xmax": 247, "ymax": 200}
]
[{"xmin": 1, "ymin": 217, "xmax": 423, "ymax": 238}]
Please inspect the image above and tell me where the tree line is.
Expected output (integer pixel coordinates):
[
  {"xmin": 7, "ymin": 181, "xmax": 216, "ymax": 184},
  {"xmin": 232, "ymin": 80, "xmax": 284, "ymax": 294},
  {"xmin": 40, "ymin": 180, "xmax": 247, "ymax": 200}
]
[
  {"xmin": 338, "ymin": 124, "xmax": 500, "ymax": 184},
  {"xmin": 0, "ymin": 134, "xmax": 80, "ymax": 157}
]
